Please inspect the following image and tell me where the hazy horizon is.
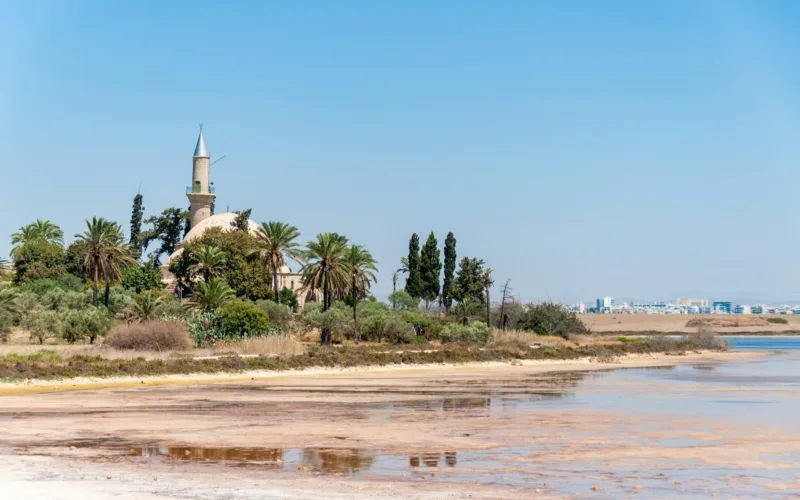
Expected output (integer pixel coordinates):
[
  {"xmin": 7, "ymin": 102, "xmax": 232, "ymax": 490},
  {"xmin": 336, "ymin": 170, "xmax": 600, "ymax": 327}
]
[{"xmin": 2, "ymin": 1, "xmax": 799, "ymax": 302}]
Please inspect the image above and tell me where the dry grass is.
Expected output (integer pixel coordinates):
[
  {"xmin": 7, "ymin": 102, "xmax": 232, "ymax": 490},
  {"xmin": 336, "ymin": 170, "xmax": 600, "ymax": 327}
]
[
  {"xmin": 104, "ymin": 321, "xmax": 193, "ymax": 352},
  {"xmin": 490, "ymin": 329, "xmax": 567, "ymax": 346},
  {"xmin": 212, "ymin": 335, "xmax": 307, "ymax": 356},
  {"xmin": 686, "ymin": 317, "xmax": 768, "ymax": 328}
]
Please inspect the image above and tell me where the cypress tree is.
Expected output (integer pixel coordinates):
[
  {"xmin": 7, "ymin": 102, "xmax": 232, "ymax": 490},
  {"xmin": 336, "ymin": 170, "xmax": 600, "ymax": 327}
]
[
  {"xmin": 129, "ymin": 193, "xmax": 144, "ymax": 258},
  {"xmin": 442, "ymin": 232, "xmax": 457, "ymax": 312},
  {"xmin": 419, "ymin": 232, "xmax": 441, "ymax": 309},
  {"xmin": 404, "ymin": 233, "xmax": 422, "ymax": 298}
]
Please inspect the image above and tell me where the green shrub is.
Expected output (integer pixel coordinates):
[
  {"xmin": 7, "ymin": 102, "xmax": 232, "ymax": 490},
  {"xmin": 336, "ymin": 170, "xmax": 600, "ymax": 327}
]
[
  {"xmin": 63, "ymin": 307, "xmax": 114, "ymax": 344},
  {"xmin": 219, "ymin": 300, "xmax": 272, "ymax": 337},
  {"xmin": 440, "ymin": 321, "xmax": 490, "ymax": 346},
  {"xmin": 618, "ymin": 336, "xmax": 643, "ymax": 343},
  {"xmin": 384, "ymin": 316, "xmax": 415, "ymax": 344},
  {"xmin": 186, "ymin": 312, "xmax": 225, "ymax": 347},
  {"xmin": 121, "ymin": 265, "xmax": 164, "ymax": 294},
  {"xmin": 767, "ymin": 317, "xmax": 788, "ymax": 324},
  {"xmin": 104, "ymin": 321, "xmax": 193, "ymax": 351},
  {"xmin": 21, "ymin": 309, "xmax": 62, "ymax": 344},
  {"xmin": 517, "ymin": 301, "xmax": 586, "ymax": 339},
  {"xmin": 279, "ymin": 287, "xmax": 299, "ymax": 311},
  {"xmin": 256, "ymin": 300, "xmax": 294, "ymax": 332}
]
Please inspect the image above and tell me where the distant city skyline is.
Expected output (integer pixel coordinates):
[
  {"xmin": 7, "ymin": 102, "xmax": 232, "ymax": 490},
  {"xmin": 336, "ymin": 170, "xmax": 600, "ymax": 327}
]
[{"xmin": 2, "ymin": 1, "xmax": 799, "ymax": 301}]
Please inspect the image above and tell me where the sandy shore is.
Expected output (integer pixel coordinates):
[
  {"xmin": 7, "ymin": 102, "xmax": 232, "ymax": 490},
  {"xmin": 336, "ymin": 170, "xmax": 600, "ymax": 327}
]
[{"xmin": 0, "ymin": 350, "xmax": 757, "ymax": 395}]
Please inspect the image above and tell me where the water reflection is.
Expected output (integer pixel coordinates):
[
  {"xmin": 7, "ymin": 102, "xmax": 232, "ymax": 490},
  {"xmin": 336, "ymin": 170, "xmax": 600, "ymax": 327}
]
[
  {"xmin": 301, "ymin": 448, "xmax": 375, "ymax": 474},
  {"xmin": 409, "ymin": 452, "xmax": 457, "ymax": 467},
  {"xmin": 132, "ymin": 446, "xmax": 284, "ymax": 466}
]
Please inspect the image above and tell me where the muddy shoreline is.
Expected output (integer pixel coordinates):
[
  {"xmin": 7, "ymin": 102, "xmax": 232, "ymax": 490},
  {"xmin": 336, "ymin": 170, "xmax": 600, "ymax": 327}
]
[{"xmin": 0, "ymin": 350, "xmax": 755, "ymax": 395}]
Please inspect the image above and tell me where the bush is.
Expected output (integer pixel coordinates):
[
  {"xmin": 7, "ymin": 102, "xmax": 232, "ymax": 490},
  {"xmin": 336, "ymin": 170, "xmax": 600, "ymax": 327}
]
[
  {"xmin": 121, "ymin": 265, "xmax": 164, "ymax": 294},
  {"xmin": 104, "ymin": 321, "xmax": 193, "ymax": 351},
  {"xmin": 384, "ymin": 316, "xmax": 415, "ymax": 344},
  {"xmin": 517, "ymin": 301, "xmax": 586, "ymax": 339},
  {"xmin": 186, "ymin": 312, "xmax": 225, "ymax": 347},
  {"xmin": 388, "ymin": 290, "xmax": 419, "ymax": 311},
  {"xmin": 684, "ymin": 329, "xmax": 729, "ymax": 351},
  {"xmin": 768, "ymin": 317, "xmax": 788, "ymax": 324},
  {"xmin": 256, "ymin": 300, "xmax": 294, "ymax": 332},
  {"xmin": 440, "ymin": 321, "xmax": 491, "ymax": 346},
  {"xmin": 63, "ymin": 307, "xmax": 114, "ymax": 344},
  {"xmin": 21, "ymin": 309, "xmax": 62, "ymax": 344},
  {"xmin": 219, "ymin": 300, "xmax": 272, "ymax": 337}
]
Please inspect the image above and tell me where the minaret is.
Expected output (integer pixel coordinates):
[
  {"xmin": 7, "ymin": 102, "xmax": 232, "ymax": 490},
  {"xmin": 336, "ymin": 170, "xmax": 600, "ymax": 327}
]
[{"xmin": 186, "ymin": 128, "xmax": 216, "ymax": 228}]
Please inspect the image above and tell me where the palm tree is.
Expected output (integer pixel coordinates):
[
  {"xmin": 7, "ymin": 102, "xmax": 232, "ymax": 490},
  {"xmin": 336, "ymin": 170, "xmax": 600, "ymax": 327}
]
[
  {"xmin": 10, "ymin": 219, "xmax": 64, "ymax": 257},
  {"xmin": 484, "ymin": 268, "xmax": 494, "ymax": 328},
  {"xmin": 391, "ymin": 271, "xmax": 399, "ymax": 309},
  {"xmin": 127, "ymin": 291, "xmax": 164, "ymax": 322},
  {"xmin": 102, "ymin": 222, "xmax": 138, "ymax": 307},
  {"xmin": 189, "ymin": 278, "xmax": 235, "ymax": 313},
  {"xmin": 453, "ymin": 298, "xmax": 480, "ymax": 325},
  {"xmin": 343, "ymin": 245, "xmax": 378, "ymax": 343},
  {"xmin": 251, "ymin": 222, "xmax": 303, "ymax": 304},
  {"xmin": 397, "ymin": 256, "xmax": 409, "ymax": 275},
  {"xmin": 189, "ymin": 245, "xmax": 227, "ymax": 283},
  {"xmin": 75, "ymin": 217, "xmax": 136, "ymax": 306},
  {"xmin": 300, "ymin": 233, "xmax": 349, "ymax": 345}
]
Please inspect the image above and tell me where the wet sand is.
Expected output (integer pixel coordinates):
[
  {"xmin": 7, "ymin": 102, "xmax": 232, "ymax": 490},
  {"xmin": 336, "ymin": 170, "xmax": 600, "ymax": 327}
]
[{"xmin": 1, "ymin": 350, "xmax": 797, "ymax": 499}]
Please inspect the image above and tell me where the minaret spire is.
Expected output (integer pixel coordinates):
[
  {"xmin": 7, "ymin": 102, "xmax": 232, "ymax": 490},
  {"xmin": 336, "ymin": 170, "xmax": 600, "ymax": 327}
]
[{"xmin": 193, "ymin": 125, "xmax": 209, "ymax": 158}]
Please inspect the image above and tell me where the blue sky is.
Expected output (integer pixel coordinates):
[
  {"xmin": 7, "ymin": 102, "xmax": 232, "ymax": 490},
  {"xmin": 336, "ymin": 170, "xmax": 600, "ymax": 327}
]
[{"xmin": 1, "ymin": 0, "xmax": 799, "ymax": 303}]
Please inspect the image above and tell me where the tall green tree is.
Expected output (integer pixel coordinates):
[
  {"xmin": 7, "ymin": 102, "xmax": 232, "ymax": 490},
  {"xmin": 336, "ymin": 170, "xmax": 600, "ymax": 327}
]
[
  {"xmin": 442, "ymin": 232, "xmax": 457, "ymax": 312},
  {"xmin": 484, "ymin": 268, "xmax": 494, "ymax": 328},
  {"xmin": 343, "ymin": 245, "xmax": 378, "ymax": 343},
  {"xmin": 140, "ymin": 208, "xmax": 188, "ymax": 264},
  {"xmin": 404, "ymin": 234, "xmax": 422, "ymax": 298},
  {"xmin": 189, "ymin": 245, "xmax": 227, "ymax": 283},
  {"xmin": 419, "ymin": 232, "xmax": 441, "ymax": 309},
  {"xmin": 129, "ymin": 193, "xmax": 145, "ymax": 258},
  {"xmin": 102, "ymin": 223, "xmax": 137, "ymax": 307},
  {"xmin": 251, "ymin": 221, "xmax": 303, "ymax": 305},
  {"xmin": 231, "ymin": 209, "xmax": 252, "ymax": 232},
  {"xmin": 75, "ymin": 217, "xmax": 136, "ymax": 306},
  {"xmin": 10, "ymin": 220, "xmax": 64, "ymax": 257},
  {"xmin": 454, "ymin": 257, "xmax": 486, "ymax": 305},
  {"xmin": 300, "ymin": 233, "xmax": 349, "ymax": 345},
  {"xmin": 12, "ymin": 240, "xmax": 66, "ymax": 284}
]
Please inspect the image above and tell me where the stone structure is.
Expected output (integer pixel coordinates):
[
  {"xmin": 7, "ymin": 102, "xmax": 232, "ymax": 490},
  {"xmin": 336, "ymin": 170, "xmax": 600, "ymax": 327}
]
[
  {"xmin": 186, "ymin": 130, "xmax": 215, "ymax": 228},
  {"xmin": 160, "ymin": 130, "xmax": 313, "ymax": 307}
]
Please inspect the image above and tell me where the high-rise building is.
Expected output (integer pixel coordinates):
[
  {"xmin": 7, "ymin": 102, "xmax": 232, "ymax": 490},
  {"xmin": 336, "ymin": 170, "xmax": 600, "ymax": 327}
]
[{"xmin": 676, "ymin": 298, "xmax": 708, "ymax": 308}]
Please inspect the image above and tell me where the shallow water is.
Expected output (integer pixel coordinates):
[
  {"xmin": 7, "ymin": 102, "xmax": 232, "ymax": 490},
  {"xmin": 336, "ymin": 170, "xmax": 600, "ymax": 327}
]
[{"xmin": 13, "ymin": 338, "xmax": 800, "ymax": 498}]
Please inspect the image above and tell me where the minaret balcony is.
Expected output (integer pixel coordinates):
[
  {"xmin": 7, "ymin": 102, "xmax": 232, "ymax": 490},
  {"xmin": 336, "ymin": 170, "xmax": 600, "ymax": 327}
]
[{"xmin": 186, "ymin": 185, "xmax": 215, "ymax": 194}]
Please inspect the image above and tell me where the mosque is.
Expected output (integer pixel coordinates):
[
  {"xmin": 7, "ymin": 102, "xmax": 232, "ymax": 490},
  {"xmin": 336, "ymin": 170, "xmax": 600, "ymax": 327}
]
[{"xmin": 160, "ymin": 130, "xmax": 311, "ymax": 306}]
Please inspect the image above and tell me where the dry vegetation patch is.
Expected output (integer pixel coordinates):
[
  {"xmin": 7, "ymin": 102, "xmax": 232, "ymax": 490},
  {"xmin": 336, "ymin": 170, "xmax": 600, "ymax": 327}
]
[
  {"xmin": 686, "ymin": 317, "xmax": 769, "ymax": 328},
  {"xmin": 212, "ymin": 335, "xmax": 306, "ymax": 356},
  {"xmin": 104, "ymin": 321, "xmax": 193, "ymax": 351}
]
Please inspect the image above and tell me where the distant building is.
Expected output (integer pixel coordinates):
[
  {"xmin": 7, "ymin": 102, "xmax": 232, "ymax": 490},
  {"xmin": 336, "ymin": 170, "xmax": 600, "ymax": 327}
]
[
  {"xmin": 733, "ymin": 304, "xmax": 751, "ymax": 314},
  {"xmin": 676, "ymin": 298, "xmax": 708, "ymax": 308},
  {"xmin": 751, "ymin": 304, "xmax": 764, "ymax": 314},
  {"xmin": 596, "ymin": 297, "xmax": 614, "ymax": 309},
  {"xmin": 713, "ymin": 301, "xmax": 732, "ymax": 314}
]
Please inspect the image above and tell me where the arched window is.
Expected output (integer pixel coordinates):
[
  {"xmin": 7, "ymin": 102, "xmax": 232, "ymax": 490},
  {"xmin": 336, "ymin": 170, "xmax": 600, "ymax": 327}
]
[{"xmin": 194, "ymin": 181, "xmax": 201, "ymax": 193}]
